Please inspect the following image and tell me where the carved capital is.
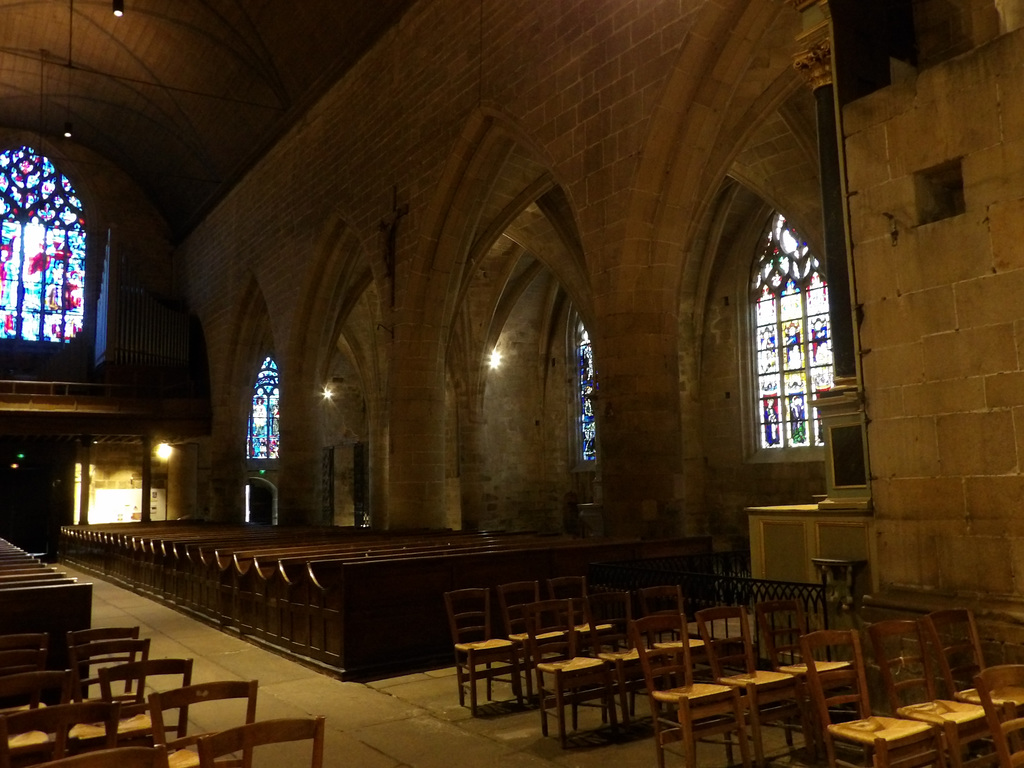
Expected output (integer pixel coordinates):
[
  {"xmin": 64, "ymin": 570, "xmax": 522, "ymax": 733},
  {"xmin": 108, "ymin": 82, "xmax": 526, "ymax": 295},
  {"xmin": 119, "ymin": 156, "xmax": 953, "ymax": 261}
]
[{"xmin": 793, "ymin": 38, "xmax": 833, "ymax": 90}]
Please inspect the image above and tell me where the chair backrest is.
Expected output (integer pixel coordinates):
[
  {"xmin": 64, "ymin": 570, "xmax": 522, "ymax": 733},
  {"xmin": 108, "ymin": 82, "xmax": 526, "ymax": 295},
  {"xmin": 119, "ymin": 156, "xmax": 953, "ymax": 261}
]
[
  {"xmin": 638, "ymin": 585, "xmax": 684, "ymax": 617},
  {"xmin": 67, "ymin": 627, "xmax": 141, "ymax": 649},
  {"xmin": 0, "ymin": 669, "xmax": 72, "ymax": 713},
  {"xmin": 629, "ymin": 613, "xmax": 695, "ymax": 691},
  {"xmin": 0, "ymin": 700, "xmax": 120, "ymax": 767},
  {"xmin": 974, "ymin": 664, "xmax": 1024, "ymax": 768},
  {"xmin": 99, "ymin": 658, "xmax": 194, "ymax": 717},
  {"xmin": 69, "ymin": 637, "xmax": 151, "ymax": 701},
  {"xmin": 0, "ymin": 633, "xmax": 49, "ymax": 653},
  {"xmin": 148, "ymin": 680, "xmax": 259, "ymax": 752},
  {"xmin": 195, "ymin": 717, "xmax": 325, "ymax": 768},
  {"xmin": 24, "ymin": 745, "xmax": 169, "ymax": 768},
  {"xmin": 868, "ymin": 618, "xmax": 938, "ymax": 713},
  {"xmin": 755, "ymin": 599, "xmax": 808, "ymax": 671},
  {"xmin": 496, "ymin": 581, "xmax": 539, "ymax": 638},
  {"xmin": 444, "ymin": 588, "xmax": 494, "ymax": 645},
  {"xmin": 799, "ymin": 629, "xmax": 871, "ymax": 727},
  {"xmin": 922, "ymin": 608, "xmax": 985, "ymax": 699},
  {"xmin": 547, "ymin": 575, "xmax": 587, "ymax": 600},
  {"xmin": 0, "ymin": 647, "xmax": 48, "ymax": 677},
  {"xmin": 695, "ymin": 605, "xmax": 756, "ymax": 678},
  {"xmin": 523, "ymin": 599, "xmax": 576, "ymax": 664},
  {"xmin": 585, "ymin": 591, "xmax": 633, "ymax": 654}
]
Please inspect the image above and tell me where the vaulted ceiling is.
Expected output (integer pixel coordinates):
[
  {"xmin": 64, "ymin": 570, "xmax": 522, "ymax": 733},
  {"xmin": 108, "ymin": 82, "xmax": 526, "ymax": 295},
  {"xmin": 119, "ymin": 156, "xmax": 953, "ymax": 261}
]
[{"xmin": 0, "ymin": 0, "xmax": 415, "ymax": 241}]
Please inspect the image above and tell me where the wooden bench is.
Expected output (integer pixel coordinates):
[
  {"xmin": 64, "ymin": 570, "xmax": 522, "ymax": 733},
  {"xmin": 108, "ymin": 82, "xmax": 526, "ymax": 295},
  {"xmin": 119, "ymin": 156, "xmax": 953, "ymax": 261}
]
[{"xmin": 60, "ymin": 523, "xmax": 712, "ymax": 679}]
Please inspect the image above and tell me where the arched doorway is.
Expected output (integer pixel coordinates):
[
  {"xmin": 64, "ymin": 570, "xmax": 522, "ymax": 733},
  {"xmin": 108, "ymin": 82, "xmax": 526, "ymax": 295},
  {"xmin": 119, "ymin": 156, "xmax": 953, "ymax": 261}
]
[{"xmin": 245, "ymin": 477, "xmax": 277, "ymax": 525}]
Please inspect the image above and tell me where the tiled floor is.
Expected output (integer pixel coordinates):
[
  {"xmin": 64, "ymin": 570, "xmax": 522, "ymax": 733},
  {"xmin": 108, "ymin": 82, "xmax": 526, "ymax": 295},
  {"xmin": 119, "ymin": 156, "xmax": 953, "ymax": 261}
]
[{"xmin": 68, "ymin": 565, "xmax": 818, "ymax": 767}]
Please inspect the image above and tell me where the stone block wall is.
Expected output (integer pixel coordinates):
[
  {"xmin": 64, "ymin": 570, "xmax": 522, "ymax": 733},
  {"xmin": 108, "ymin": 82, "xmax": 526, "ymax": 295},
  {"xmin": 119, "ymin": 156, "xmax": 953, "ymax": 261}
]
[{"xmin": 845, "ymin": 26, "xmax": 1024, "ymax": 602}]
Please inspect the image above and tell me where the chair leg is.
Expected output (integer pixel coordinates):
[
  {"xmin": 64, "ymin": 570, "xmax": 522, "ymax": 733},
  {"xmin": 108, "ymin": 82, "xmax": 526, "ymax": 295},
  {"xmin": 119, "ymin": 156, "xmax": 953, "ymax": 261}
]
[{"xmin": 556, "ymin": 684, "xmax": 567, "ymax": 748}]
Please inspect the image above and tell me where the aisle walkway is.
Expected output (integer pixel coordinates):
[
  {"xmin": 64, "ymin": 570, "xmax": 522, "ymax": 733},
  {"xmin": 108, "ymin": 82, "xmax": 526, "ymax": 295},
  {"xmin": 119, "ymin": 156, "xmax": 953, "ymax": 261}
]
[{"xmin": 69, "ymin": 565, "xmax": 810, "ymax": 768}]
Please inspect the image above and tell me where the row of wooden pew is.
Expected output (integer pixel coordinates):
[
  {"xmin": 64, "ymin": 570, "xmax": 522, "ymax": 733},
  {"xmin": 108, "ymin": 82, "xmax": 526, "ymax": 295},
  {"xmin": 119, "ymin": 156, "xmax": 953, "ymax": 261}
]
[
  {"xmin": 0, "ymin": 542, "xmax": 92, "ymax": 673},
  {"xmin": 0, "ymin": 625, "xmax": 324, "ymax": 768},
  {"xmin": 59, "ymin": 523, "xmax": 712, "ymax": 679}
]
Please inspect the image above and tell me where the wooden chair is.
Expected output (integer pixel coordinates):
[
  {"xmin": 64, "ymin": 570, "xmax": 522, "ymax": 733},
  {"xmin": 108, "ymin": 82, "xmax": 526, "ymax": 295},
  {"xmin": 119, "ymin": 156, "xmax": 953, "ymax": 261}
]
[
  {"xmin": 869, "ymin": 618, "xmax": 993, "ymax": 768},
  {"xmin": 98, "ymin": 658, "xmax": 194, "ymax": 745},
  {"xmin": 523, "ymin": 598, "xmax": 617, "ymax": 747},
  {"xmin": 443, "ymin": 587, "xmax": 522, "ymax": 716},
  {"xmin": 0, "ymin": 669, "xmax": 72, "ymax": 714},
  {"xmin": 585, "ymin": 590, "xmax": 646, "ymax": 725},
  {"xmin": 974, "ymin": 665, "xmax": 1024, "ymax": 768},
  {"xmin": 148, "ymin": 680, "xmax": 258, "ymax": 768},
  {"xmin": 640, "ymin": 585, "xmax": 685, "ymax": 617},
  {"xmin": 67, "ymin": 628, "xmax": 141, "ymax": 646},
  {"xmin": 496, "ymin": 580, "xmax": 540, "ymax": 701},
  {"xmin": 696, "ymin": 604, "xmax": 807, "ymax": 768},
  {"xmin": 547, "ymin": 576, "xmax": 587, "ymax": 600},
  {"xmin": 69, "ymin": 638, "xmax": 151, "ymax": 702},
  {"xmin": 0, "ymin": 649, "xmax": 48, "ymax": 678},
  {"xmin": 0, "ymin": 700, "xmax": 120, "ymax": 768},
  {"xmin": 24, "ymin": 745, "xmax": 169, "ymax": 768},
  {"xmin": 756, "ymin": 599, "xmax": 848, "ymax": 760},
  {"xmin": 922, "ymin": 610, "xmax": 995, "ymax": 705},
  {"xmin": 195, "ymin": 717, "xmax": 325, "ymax": 768},
  {"xmin": 800, "ymin": 628, "xmax": 944, "ymax": 768},
  {"xmin": 630, "ymin": 612, "xmax": 750, "ymax": 768},
  {"xmin": 0, "ymin": 635, "xmax": 48, "ymax": 654}
]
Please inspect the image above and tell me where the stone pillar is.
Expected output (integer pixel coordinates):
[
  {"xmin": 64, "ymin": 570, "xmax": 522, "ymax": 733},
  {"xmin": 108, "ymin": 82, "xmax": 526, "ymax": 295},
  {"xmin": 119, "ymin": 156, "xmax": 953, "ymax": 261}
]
[
  {"xmin": 596, "ymin": 317, "xmax": 684, "ymax": 540},
  {"xmin": 140, "ymin": 435, "xmax": 152, "ymax": 523},
  {"xmin": 167, "ymin": 443, "xmax": 198, "ymax": 520},
  {"xmin": 791, "ymin": 0, "xmax": 872, "ymax": 510},
  {"xmin": 77, "ymin": 436, "xmax": 92, "ymax": 525},
  {"xmin": 385, "ymin": 326, "xmax": 447, "ymax": 530},
  {"xmin": 792, "ymin": 19, "xmax": 856, "ymax": 382}
]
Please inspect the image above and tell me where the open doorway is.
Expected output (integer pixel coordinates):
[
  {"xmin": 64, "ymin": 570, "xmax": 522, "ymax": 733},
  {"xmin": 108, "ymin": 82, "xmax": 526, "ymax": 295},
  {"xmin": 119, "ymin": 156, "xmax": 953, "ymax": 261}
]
[{"xmin": 245, "ymin": 478, "xmax": 277, "ymax": 525}]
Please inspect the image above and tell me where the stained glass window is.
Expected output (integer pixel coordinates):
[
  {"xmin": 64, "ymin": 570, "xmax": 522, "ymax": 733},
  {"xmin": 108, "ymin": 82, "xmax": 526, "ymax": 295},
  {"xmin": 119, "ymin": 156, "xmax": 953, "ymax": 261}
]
[
  {"xmin": 247, "ymin": 356, "xmax": 280, "ymax": 459},
  {"xmin": 577, "ymin": 323, "xmax": 597, "ymax": 462},
  {"xmin": 0, "ymin": 146, "xmax": 86, "ymax": 343},
  {"xmin": 752, "ymin": 213, "xmax": 833, "ymax": 450}
]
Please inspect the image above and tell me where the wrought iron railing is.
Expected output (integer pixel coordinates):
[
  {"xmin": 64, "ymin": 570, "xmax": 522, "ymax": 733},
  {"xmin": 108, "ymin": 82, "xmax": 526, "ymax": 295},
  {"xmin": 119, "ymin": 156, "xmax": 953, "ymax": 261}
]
[{"xmin": 588, "ymin": 553, "xmax": 829, "ymax": 663}]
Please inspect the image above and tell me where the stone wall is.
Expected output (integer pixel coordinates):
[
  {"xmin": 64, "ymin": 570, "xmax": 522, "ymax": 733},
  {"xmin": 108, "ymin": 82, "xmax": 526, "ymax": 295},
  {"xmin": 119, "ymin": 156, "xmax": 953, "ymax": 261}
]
[{"xmin": 846, "ymin": 25, "xmax": 1024, "ymax": 602}]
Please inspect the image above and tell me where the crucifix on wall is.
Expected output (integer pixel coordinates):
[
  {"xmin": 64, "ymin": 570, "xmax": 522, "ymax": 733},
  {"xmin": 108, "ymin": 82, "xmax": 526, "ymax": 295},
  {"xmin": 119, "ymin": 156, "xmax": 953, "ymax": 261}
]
[{"xmin": 379, "ymin": 186, "xmax": 408, "ymax": 309}]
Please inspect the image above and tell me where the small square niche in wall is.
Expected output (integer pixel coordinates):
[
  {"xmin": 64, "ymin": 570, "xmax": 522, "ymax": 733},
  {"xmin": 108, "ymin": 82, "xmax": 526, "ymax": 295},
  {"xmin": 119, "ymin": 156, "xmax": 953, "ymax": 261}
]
[{"xmin": 914, "ymin": 158, "xmax": 965, "ymax": 225}]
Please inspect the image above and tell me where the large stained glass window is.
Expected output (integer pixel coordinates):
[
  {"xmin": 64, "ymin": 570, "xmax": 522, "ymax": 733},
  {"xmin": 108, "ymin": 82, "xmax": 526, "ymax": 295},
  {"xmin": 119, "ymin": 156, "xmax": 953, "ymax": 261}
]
[
  {"xmin": 752, "ymin": 213, "xmax": 833, "ymax": 450},
  {"xmin": 0, "ymin": 146, "xmax": 86, "ymax": 343},
  {"xmin": 247, "ymin": 356, "xmax": 280, "ymax": 459},
  {"xmin": 577, "ymin": 323, "xmax": 597, "ymax": 462}
]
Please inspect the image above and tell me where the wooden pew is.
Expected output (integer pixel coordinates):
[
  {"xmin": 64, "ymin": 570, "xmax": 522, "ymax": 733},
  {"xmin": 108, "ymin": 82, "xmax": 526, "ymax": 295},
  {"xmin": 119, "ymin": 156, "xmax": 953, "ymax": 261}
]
[{"xmin": 59, "ymin": 523, "xmax": 712, "ymax": 679}]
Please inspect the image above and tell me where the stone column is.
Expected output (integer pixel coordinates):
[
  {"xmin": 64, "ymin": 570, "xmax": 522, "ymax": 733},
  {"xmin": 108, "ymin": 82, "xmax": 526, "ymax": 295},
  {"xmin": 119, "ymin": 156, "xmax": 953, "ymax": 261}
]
[
  {"xmin": 140, "ymin": 435, "xmax": 152, "ymax": 523},
  {"xmin": 167, "ymin": 443, "xmax": 198, "ymax": 520},
  {"xmin": 791, "ymin": 0, "xmax": 871, "ymax": 510},
  {"xmin": 77, "ymin": 436, "xmax": 92, "ymax": 525},
  {"xmin": 792, "ymin": 16, "xmax": 856, "ymax": 382}
]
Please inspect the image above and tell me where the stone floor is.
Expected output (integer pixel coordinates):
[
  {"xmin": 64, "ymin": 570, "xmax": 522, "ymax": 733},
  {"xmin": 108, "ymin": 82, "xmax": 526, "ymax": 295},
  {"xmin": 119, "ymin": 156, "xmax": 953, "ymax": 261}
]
[{"xmin": 68, "ymin": 565, "xmax": 820, "ymax": 768}]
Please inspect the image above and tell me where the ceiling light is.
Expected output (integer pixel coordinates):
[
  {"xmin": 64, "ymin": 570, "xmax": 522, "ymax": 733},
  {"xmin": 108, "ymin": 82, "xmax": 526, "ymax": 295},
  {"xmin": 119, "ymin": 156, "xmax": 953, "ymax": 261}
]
[
  {"xmin": 156, "ymin": 442, "xmax": 172, "ymax": 460},
  {"xmin": 63, "ymin": 121, "xmax": 72, "ymax": 138},
  {"xmin": 489, "ymin": 349, "xmax": 501, "ymax": 369},
  {"xmin": 112, "ymin": 0, "xmax": 123, "ymax": 17}
]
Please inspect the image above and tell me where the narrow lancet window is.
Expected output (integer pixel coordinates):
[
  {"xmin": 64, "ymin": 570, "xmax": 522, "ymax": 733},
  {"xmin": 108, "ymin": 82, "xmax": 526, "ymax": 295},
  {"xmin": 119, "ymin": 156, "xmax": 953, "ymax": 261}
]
[
  {"xmin": 0, "ymin": 146, "xmax": 86, "ymax": 342},
  {"xmin": 577, "ymin": 323, "xmax": 597, "ymax": 462},
  {"xmin": 752, "ymin": 213, "xmax": 833, "ymax": 449},
  {"xmin": 247, "ymin": 356, "xmax": 280, "ymax": 459}
]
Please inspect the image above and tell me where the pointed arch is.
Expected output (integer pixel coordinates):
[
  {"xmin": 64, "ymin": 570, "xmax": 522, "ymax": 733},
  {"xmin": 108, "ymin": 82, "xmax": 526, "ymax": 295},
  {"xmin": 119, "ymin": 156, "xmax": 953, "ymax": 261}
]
[{"xmin": 414, "ymin": 108, "xmax": 591, "ymax": 340}]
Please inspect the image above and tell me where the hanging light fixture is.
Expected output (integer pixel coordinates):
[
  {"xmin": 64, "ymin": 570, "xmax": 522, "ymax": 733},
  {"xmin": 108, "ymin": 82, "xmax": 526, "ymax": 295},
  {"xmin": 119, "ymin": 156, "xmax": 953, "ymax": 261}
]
[
  {"xmin": 63, "ymin": 121, "xmax": 72, "ymax": 138},
  {"xmin": 112, "ymin": 0, "xmax": 123, "ymax": 17}
]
